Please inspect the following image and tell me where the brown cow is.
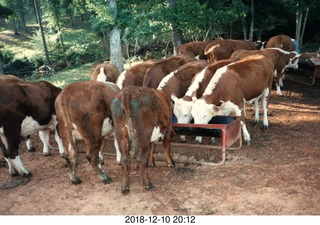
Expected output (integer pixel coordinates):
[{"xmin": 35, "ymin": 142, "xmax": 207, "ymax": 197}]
[
  {"xmin": 116, "ymin": 61, "xmax": 155, "ymax": 89},
  {"xmin": 204, "ymin": 39, "xmax": 259, "ymax": 63},
  {"xmin": 191, "ymin": 54, "xmax": 275, "ymax": 145},
  {"xmin": 157, "ymin": 60, "xmax": 209, "ymax": 99},
  {"xmin": 143, "ymin": 54, "xmax": 196, "ymax": 88},
  {"xmin": 265, "ymin": 35, "xmax": 295, "ymax": 52},
  {"xmin": 90, "ymin": 62, "xmax": 120, "ymax": 83},
  {"xmin": 111, "ymin": 86, "xmax": 175, "ymax": 194},
  {"xmin": 55, "ymin": 81, "xmax": 120, "ymax": 185},
  {"xmin": 231, "ymin": 48, "xmax": 300, "ymax": 96},
  {"xmin": 0, "ymin": 81, "xmax": 62, "ymax": 177},
  {"xmin": 177, "ymin": 41, "xmax": 213, "ymax": 59},
  {"xmin": 0, "ymin": 75, "xmax": 63, "ymax": 156}
]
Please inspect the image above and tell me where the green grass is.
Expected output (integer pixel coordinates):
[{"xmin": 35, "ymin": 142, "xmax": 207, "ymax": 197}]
[{"xmin": 25, "ymin": 63, "xmax": 93, "ymax": 88}]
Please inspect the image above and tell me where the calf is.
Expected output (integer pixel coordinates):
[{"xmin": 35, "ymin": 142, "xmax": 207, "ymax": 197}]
[
  {"xmin": 204, "ymin": 39, "xmax": 259, "ymax": 63},
  {"xmin": 177, "ymin": 41, "xmax": 212, "ymax": 59},
  {"xmin": 55, "ymin": 81, "xmax": 120, "ymax": 185},
  {"xmin": 265, "ymin": 35, "xmax": 295, "ymax": 51},
  {"xmin": 190, "ymin": 55, "xmax": 275, "ymax": 145},
  {"xmin": 231, "ymin": 48, "xmax": 300, "ymax": 96},
  {"xmin": 0, "ymin": 81, "xmax": 62, "ymax": 177},
  {"xmin": 116, "ymin": 61, "xmax": 155, "ymax": 89},
  {"xmin": 90, "ymin": 62, "xmax": 120, "ymax": 83},
  {"xmin": 143, "ymin": 54, "xmax": 196, "ymax": 88},
  {"xmin": 111, "ymin": 86, "xmax": 175, "ymax": 194}
]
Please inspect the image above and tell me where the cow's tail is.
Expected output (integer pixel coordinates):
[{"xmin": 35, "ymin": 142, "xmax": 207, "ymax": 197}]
[{"xmin": 122, "ymin": 91, "xmax": 139, "ymax": 159}]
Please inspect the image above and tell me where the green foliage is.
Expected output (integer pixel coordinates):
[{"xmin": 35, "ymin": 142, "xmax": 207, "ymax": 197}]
[{"xmin": 0, "ymin": 4, "xmax": 13, "ymax": 18}]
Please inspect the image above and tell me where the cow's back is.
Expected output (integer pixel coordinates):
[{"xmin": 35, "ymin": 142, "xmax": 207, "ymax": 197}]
[
  {"xmin": 265, "ymin": 35, "xmax": 295, "ymax": 52},
  {"xmin": 143, "ymin": 54, "xmax": 196, "ymax": 88},
  {"xmin": 116, "ymin": 61, "xmax": 155, "ymax": 89}
]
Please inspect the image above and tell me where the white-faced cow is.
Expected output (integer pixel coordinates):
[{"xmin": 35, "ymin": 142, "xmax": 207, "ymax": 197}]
[
  {"xmin": 190, "ymin": 54, "xmax": 275, "ymax": 145},
  {"xmin": 231, "ymin": 48, "xmax": 300, "ymax": 96},
  {"xmin": 177, "ymin": 41, "xmax": 213, "ymax": 59},
  {"xmin": 172, "ymin": 58, "xmax": 239, "ymax": 125},
  {"xmin": 157, "ymin": 60, "xmax": 209, "ymax": 99},
  {"xmin": 204, "ymin": 39, "xmax": 259, "ymax": 63},
  {"xmin": 111, "ymin": 86, "xmax": 175, "ymax": 194},
  {"xmin": 143, "ymin": 54, "xmax": 196, "ymax": 89},
  {"xmin": 116, "ymin": 60, "xmax": 155, "ymax": 89},
  {"xmin": 90, "ymin": 62, "xmax": 120, "ymax": 83},
  {"xmin": 54, "ymin": 80, "xmax": 120, "ymax": 185},
  {"xmin": 0, "ymin": 81, "xmax": 63, "ymax": 177},
  {"xmin": 265, "ymin": 35, "xmax": 295, "ymax": 52}
]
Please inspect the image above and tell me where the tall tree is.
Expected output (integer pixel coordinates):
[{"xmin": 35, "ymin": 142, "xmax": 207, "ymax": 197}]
[
  {"xmin": 33, "ymin": 0, "xmax": 50, "ymax": 64},
  {"xmin": 109, "ymin": 0, "xmax": 124, "ymax": 72},
  {"xmin": 169, "ymin": 0, "xmax": 182, "ymax": 55}
]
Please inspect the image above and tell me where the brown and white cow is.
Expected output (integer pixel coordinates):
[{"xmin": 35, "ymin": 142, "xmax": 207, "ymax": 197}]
[
  {"xmin": 111, "ymin": 86, "xmax": 175, "ymax": 194},
  {"xmin": 116, "ymin": 60, "xmax": 155, "ymax": 89},
  {"xmin": 0, "ymin": 75, "xmax": 61, "ymax": 156},
  {"xmin": 204, "ymin": 39, "xmax": 259, "ymax": 63},
  {"xmin": 55, "ymin": 80, "xmax": 120, "ymax": 185},
  {"xmin": 177, "ymin": 41, "xmax": 213, "ymax": 59},
  {"xmin": 265, "ymin": 35, "xmax": 295, "ymax": 52},
  {"xmin": 231, "ymin": 48, "xmax": 300, "ymax": 96},
  {"xmin": 190, "ymin": 54, "xmax": 275, "ymax": 145},
  {"xmin": 143, "ymin": 54, "xmax": 196, "ymax": 88},
  {"xmin": 157, "ymin": 60, "xmax": 209, "ymax": 99},
  {"xmin": 172, "ymin": 58, "xmax": 239, "ymax": 125},
  {"xmin": 0, "ymin": 81, "xmax": 63, "ymax": 177},
  {"xmin": 90, "ymin": 62, "xmax": 120, "ymax": 83}
]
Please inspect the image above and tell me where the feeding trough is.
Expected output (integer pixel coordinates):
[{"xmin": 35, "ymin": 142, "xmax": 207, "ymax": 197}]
[{"xmin": 171, "ymin": 115, "xmax": 242, "ymax": 165}]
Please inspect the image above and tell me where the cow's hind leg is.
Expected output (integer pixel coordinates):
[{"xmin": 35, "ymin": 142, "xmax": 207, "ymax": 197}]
[
  {"xmin": 261, "ymin": 88, "xmax": 270, "ymax": 131},
  {"xmin": 138, "ymin": 146, "xmax": 152, "ymax": 190},
  {"xmin": 85, "ymin": 140, "xmax": 111, "ymax": 184}
]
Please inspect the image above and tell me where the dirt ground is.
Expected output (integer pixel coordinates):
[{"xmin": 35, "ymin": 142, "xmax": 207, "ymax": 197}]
[{"xmin": 0, "ymin": 69, "xmax": 319, "ymax": 217}]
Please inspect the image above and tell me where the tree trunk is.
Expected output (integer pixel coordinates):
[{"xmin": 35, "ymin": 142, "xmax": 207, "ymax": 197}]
[
  {"xmin": 295, "ymin": 4, "xmax": 302, "ymax": 43},
  {"xmin": 34, "ymin": 0, "xmax": 50, "ymax": 65},
  {"xmin": 169, "ymin": 0, "xmax": 182, "ymax": 55},
  {"xmin": 300, "ymin": 7, "xmax": 309, "ymax": 49},
  {"xmin": 109, "ymin": 0, "xmax": 124, "ymax": 73},
  {"xmin": 0, "ymin": 57, "xmax": 4, "ymax": 75},
  {"xmin": 249, "ymin": 0, "xmax": 254, "ymax": 41}
]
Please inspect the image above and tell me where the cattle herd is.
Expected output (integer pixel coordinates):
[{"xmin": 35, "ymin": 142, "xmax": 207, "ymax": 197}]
[{"xmin": 0, "ymin": 34, "xmax": 307, "ymax": 194}]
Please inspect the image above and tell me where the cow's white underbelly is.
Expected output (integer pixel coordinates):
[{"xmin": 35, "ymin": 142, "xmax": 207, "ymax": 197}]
[
  {"xmin": 21, "ymin": 116, "xmax": 51, "ymax": 136},
  {"xmin": 150, "ymin": 126, "xmax": 164, "ymax": 142}
]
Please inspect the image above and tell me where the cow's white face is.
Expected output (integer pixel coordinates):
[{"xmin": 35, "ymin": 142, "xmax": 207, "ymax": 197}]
[
  {"xmin": 288, "ymin": 54, "xmax": 300, "ymax": 69},
  {"xmin": 191, "ymin": 99, "xmax": 215, "ymax": 124},
  {"xmin": 172, "ymin": 95, "xmax": 194, "ymax": 124}
]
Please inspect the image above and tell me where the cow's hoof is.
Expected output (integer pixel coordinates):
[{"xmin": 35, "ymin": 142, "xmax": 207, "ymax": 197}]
[
  {"xmin": 102, "ymin": 176, "xmax": 112, "ymax": 184},
  {"xmin": 43, "ymin": 152, "xmax": 51, "ymax": 156},
  {"xmin": 71, "ymin": 178, "xmax": 82, "ymax": 185},
  {"xmin": 209, "ymin": 139, "xmax": 216, "ymax": 145},
  {"xmin": 167, "ymin": 163, "xmax": 175, "ymax": 168},
  {"xmin": 60, "ymin": 153, "xmax": 65, "ymax": 158},
  {"xmin": 28, "ymin": 147, "xmax": 36, "ymax": 153},
  {"xmin": 195, "ymin": 140, "xmax": 202, "ymax": 145},
  {"xmin": 144, "ymin": 184, "xmax": 153, "ymax": 190},
  {"xmin": 22, "ymin": 172, "xmax": 32, "ymax": 178},
  {"xmin": 117, "ymin": 161, "xmax": 121, "ymax": 165},
  {"xmin": 121, "ymin": 187, "xmax": 130, "ymax": 195},
  {"xmin": 253, "ymin": 121, "xmax": 259, "ymax": 127},
  {"xmin": 245, "ymin": 140, "xmax": 251, "ymax": 146},
  {"xmin": 262, "ymin": 126, "xmax": 269, "ymax": 131}
]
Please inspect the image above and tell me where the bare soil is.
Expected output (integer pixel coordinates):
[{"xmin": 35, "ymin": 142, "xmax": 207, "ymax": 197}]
[{"xmin": 0, "ymin": 70, "xmax": 320, "ymax": 216}]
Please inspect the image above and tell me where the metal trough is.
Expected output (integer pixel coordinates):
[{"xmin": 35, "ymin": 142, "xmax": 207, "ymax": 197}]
[{"xmin": 171, "ymin": 116, "xmax": 242, "ymax": 165}]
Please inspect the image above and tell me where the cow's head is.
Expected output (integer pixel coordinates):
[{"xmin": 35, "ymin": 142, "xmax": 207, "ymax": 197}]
[
  {"xmin": 171, "ymin": 95, "xmax": 195, "ymax": 124},
  {"xmin": 191, "ymin": 99, "xmax": 217, "ymax": 124},
  {"xmin": 288, "ymin": 52, "xmax": 300, "ymax": 69}
]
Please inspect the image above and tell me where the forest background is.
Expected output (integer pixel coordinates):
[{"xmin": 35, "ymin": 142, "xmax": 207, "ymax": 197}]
[{"xmin": 0, "ymin": 0, "xmax": 320, "ymax": 81}]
